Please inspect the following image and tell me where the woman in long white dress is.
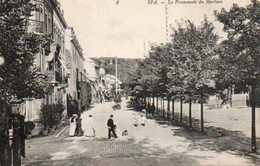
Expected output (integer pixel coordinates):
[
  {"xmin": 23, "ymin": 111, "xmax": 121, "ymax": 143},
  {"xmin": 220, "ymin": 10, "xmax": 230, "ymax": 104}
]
[
  {"xmin": 69, "ymin": 116, "xmax": 76, "ymax": 136},
  {"xmin": 140, "ymin": 115, "xmax": 147, "ymax": 126},
  {"xmin": 133, "ymin": 113, "xmax": 139, "ymax": 127},
  {"xmin": 85, "ymin": 115, "xmax": 95, "ymax": 137}
]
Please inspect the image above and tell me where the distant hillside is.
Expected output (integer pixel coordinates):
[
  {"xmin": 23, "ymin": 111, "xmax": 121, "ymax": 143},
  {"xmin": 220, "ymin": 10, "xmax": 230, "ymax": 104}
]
[{"xmin": 91, "ymin": 57, "xmax": 141, "ymax": 83}]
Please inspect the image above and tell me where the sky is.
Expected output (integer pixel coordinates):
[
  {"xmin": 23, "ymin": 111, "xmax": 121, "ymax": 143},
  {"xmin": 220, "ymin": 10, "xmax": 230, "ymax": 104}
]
[{"xmin": 59, "ymin": 0, "xmax": 250, "ymax": 59}]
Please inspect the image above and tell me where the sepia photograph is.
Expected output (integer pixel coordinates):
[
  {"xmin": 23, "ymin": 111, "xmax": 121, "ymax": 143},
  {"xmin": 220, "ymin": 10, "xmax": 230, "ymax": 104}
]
[{"xmin": 0, "ymin": 0, "xmax": 259, "ymax": 165}]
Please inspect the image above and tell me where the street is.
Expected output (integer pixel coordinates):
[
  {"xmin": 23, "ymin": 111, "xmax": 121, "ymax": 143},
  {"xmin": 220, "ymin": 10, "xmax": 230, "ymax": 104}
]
[{"xmin": 22, "ymin": 99, "xmax": 259, "ymax": 166}]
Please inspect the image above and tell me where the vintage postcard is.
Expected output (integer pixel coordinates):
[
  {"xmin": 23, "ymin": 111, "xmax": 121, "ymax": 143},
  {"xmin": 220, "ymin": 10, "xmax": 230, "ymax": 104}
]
[{"xmin": 0, "ymin": 0, "xmax": 259, "ymax": 165}]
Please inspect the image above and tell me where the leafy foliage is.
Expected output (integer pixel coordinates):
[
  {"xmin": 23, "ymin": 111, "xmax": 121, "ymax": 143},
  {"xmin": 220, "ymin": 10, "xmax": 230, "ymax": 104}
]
[
  {"xmin": 67, "ymin": 94, "xmax": 78, "ymax": 117},
  {"xmin": 169, "ymin": 17, "xmax": 219, "ymax": 101},
  {"xmin": 91, "ymin": 57, "xmax": 140, "ymax": 84},
  {"xmin": 0, "ymin": 0, "xmax": 51, "ymax": 106},
  {"xmin": 214, "ymin": 3, "xmax": 260, "ymax": 87},
  {"xmin": 41, "ymin": 102, "xmax": 65, "ymax": 129}
]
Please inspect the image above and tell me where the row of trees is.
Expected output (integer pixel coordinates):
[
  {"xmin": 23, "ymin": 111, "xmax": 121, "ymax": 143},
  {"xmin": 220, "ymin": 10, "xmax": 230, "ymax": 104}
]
[{"xmin": 130, "ymin": 2, "xmax": 259, "ymax": 153}]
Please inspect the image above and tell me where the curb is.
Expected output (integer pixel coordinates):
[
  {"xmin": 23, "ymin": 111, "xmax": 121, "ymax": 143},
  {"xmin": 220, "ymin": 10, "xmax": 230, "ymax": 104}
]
[{"xmin": 55, "ymin": 125, "xmax": 69, "ymax": 138}]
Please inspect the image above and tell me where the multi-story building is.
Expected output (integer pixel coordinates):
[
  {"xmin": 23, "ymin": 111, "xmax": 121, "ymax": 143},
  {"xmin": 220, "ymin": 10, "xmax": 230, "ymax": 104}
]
[
  {"xmin": 65, "ymin": 27, "xmax": 84, "ymax": 99},
  {"xmin": 21, "ymin": 0, "xmax": 69, "ymax": 134},
  {"xmin": 65, "ymin": 27, "xmax": 92, "ymax": 112},
  {"xmin": 84, "ymin": 58, "xmax": 100, "ymax": 103},
  {"xmin": 28, "ymin": 0, "xmax": 68, "ymax": 105}
]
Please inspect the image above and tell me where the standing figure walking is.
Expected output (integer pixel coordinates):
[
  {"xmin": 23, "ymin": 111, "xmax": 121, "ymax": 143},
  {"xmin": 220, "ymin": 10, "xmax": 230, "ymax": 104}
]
[
  {"xmin": 75, "ymin": 114, "xmax": 84, "ymax": 136},
  {"xmin": 133, "ymin": 113, "xmax": 139, "ymax": 127},
  {"xmin": 69, "ymin": 115, "xmax": 77, "ymax": 137},
  {"xmin": 140, "ymin": 115, "xmax": 147, "ymax": 126},
  {"xmin": 107, "ymin": 115, "xmax": 118, "ymax": 139},
  {"xmin": 85, "ymin": 115, "xmax": 95, "ymax": 137}
]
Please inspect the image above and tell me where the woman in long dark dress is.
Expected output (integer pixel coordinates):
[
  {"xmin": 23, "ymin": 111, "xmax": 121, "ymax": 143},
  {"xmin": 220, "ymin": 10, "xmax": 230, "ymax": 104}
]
[{"xmin": 75, "ymin": 114, "xmax": 84, "ymax": 136}]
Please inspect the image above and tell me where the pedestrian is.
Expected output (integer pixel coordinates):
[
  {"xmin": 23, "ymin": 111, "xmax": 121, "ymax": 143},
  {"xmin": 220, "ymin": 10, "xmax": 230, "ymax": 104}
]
[
  {"xmin": 151, "ymin": 103, "xmax": 155, "ymax": 116},
  {"xmin": 107, "ymin": 115, "xmax": 118, "ymax": 139},
  {"xmin": 85, "ymin": 115, "xmax": 95, "ymax": 137},
  {"xmin": 140, "ymin": 115, "xmax": 147, "ymax": 126},
  {"xmin": 142, "ymin": 108, "xmax": 147, "ymax": 116},
  {"xmin": 75, "ymin": 114, "xmax": 84, "ymax": 136},
  {"xmin": 133, "ymin": 113, "xmax": 139, "ymax": 127},
  {"xmin": 69, "ymin": 115, "xmax": 76, "ymax": 137},
  {"xmin": 246, "ymin": 96, "xmax": 250, "ymax": 107}
]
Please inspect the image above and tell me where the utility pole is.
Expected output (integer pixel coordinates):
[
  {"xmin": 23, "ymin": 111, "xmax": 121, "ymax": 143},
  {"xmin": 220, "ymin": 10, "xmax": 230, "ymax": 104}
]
[
  {"xmin": 251, "ymin": 0, "xmax": 257, "ymax": 154},
  {"xmin": 165, "ymin": 4, "xmax": 169, "ymax": 42},
  {"xmin": 143, "ymin": 41, "xmax": 146, "ymax": 57},
  {"xmin": 115, "ymin": 56, "xmax": 118, "ymax": 95}
]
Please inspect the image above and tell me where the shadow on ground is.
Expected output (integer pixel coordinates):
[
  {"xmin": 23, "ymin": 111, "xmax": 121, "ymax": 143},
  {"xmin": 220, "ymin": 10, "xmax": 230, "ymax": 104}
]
[
  {"xmin": 24, "ymin": 137, "xmax": 201, "ymax": 166},
  {"xmin": 147, "ymin": 111, "xmax": 260, "ymax": 165}
]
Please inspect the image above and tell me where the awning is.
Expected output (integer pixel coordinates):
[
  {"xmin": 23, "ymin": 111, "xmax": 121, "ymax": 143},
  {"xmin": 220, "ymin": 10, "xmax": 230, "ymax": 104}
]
[{"xmin": 46, "ymin": 44, "xmax": 57, "ymax": 62}]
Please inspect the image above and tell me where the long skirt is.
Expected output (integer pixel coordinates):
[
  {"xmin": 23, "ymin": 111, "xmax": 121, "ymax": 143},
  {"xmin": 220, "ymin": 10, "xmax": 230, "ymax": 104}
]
[
  {"xmin": 69, "ymin": 123, "xmax": 76, "ymax": 136},
  {"xmin": 85, "ymin": 126, "xmax": 95, "ymax": 137}
]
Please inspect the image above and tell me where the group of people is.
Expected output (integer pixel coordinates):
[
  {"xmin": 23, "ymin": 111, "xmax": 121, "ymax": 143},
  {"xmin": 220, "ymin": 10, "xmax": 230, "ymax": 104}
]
[
  {"xmin": 69, "ymin": 114, "xmax": 118, "ymax": 139},
  {"xmin": 69, "ymin": 114, "xmax": 95, "ymax": 137}
]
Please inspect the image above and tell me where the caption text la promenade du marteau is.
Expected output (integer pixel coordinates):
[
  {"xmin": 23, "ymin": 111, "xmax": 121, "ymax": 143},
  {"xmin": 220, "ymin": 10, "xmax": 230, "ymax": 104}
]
[{"xmin": 147, "ymin": 0, "xmax": 223, "ymax": 5}]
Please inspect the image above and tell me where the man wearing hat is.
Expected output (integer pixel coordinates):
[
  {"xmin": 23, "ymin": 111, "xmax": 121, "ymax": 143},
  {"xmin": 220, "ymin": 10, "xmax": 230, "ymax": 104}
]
[{"xmin": 107, "ymin": 115, "xmax": 118, "ymax": 139}]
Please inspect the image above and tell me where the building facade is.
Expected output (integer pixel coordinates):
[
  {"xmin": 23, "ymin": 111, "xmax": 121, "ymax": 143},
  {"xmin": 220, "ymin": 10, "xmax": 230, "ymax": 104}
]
[
  {"xmin": 65, "ymin": 27, "xmax": 91, "ymax": 112},
  {"xmin": 21, "ymin": 0, "xmax": 69, "ymax": 134}
]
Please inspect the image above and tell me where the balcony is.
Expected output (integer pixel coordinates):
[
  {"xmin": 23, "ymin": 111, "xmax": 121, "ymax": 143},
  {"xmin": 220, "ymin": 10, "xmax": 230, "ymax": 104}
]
[
  {"xmin": 45, "ymin": 70, "xmax": 55, "ymax": 82},
  {"xmin": 28, "ymin": 20, "xmax": 45, "ymax": 34}
]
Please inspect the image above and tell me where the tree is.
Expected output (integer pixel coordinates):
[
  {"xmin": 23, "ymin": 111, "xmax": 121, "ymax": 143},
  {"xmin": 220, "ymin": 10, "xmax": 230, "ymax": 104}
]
[
  {"xmin": 169, "ymin": 17, "xmax": 219, "ymax": 129},
  {"xmin": 0, "ymin": 0, "xmax": 51, "ymax": 112},
  {"xmin": 148, "ymin": 43, "xmax": 175, "ymax": 117},
  {"xmin": 215, "ymin": 2, "xmax": 260, "ymax": 153}
]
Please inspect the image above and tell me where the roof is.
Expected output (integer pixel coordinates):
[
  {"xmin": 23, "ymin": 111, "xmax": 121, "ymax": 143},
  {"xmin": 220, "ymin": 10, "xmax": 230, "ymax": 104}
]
[
  {"xmin": 84, "ymin": 58, "xmax": 98, "ymax": 80},
  {"xmin": 106, "ymin": 74, "xmax": 122, "ymax": 84}
]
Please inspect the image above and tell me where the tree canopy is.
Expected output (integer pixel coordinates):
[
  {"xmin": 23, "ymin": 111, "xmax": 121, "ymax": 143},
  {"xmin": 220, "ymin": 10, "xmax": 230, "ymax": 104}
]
[{"xmin": 0, "ymin": 0, "xmax": 51, "ymax": 106}]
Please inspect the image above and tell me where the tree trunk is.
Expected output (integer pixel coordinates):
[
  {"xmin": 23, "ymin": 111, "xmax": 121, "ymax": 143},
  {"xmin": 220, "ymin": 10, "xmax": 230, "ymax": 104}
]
[
  {"xmin": 156, "ymin": 97, "xmax": 159, "ymax": 114},
  {"xmin": 160, "ymin": 97, "xmax": 163, "ymax": 116},
  {"xmin": 162, "ymin": 97, "xmax": 165, "ymax": 117},
  {"xmin": 201, "ymin": 101, "xmax": 204, "ymax": 133},
  {"xmin": 153, "ymin": 97, "xmax": 155, "ymax": 105},
  {"xmin": 172, "ymin": 99, "xmax": 175, "ymax": 120},
  {"xmin": 167, "ymin": 99, "xmax": 171, "ymax": 119},
  {"xmin": 144, "ymin": 97, "xmax": 146, "ymax": 109},
  {"xmin": 251, "ymin": 84, "xmax": 257, "ymax": 153},
  {"xmin": 189, "ymin": 98, "xmax": 192, "ymax": 128},
  {"xmin": 230, "ymin": 86, "xmax": 233, "ymax": 108},
  {"xmin": 180, "ymin": 98, "xmax": 183, "ymax": 124}
]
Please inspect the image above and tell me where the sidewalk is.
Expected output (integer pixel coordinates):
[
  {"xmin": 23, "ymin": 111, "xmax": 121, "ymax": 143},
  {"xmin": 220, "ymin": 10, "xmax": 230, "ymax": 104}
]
[
  {"xmin": 156, "ymin": 98, "xmax": 260, "ymax": 138},
  {"xmin": 25, "ymin": 121, "xmax": 69, "ymax": 144}
]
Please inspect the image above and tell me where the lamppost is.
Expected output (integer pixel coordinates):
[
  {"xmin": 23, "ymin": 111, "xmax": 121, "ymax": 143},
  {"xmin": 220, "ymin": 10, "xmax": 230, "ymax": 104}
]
[{"xmin": 110, "ymin": 56, "xmax": 118, "ymax": 97}]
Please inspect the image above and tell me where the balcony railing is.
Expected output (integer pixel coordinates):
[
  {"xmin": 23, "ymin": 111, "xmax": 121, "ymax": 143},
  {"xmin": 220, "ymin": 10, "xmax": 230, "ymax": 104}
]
[
  {"xmin": 28, "ymin": 20, "xmax": 45, "ymax": 34},
  {"xmin": 45, "ymin": 70, "xmax": 55, "ymax": 82}
]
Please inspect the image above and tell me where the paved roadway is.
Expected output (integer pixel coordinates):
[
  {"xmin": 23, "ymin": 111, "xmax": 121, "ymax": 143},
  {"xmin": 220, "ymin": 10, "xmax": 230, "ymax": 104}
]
[{"xmin": 22, "ymin": 99, "xmax": 258, "ymax": 166}]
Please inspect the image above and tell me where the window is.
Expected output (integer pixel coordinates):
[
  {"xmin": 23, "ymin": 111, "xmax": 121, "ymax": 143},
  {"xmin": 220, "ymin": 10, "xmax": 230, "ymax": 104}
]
[
  {"xmin": 44, "ymin": 11, "xmax": 48, "ymax": 33},
  {"xmin": 48, "ymin": 14, "xmax": 52, "ymax": 34}
]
